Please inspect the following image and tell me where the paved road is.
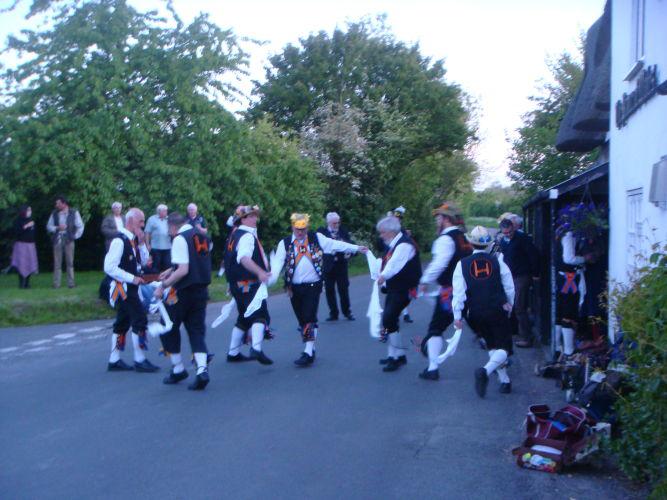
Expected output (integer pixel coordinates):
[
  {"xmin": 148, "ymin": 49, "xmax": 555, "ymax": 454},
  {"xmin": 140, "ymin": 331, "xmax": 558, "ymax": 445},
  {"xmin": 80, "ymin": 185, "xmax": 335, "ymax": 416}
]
[{"xmin": 0, "ymin": 275, "xmax": 641, "ymax": 499}]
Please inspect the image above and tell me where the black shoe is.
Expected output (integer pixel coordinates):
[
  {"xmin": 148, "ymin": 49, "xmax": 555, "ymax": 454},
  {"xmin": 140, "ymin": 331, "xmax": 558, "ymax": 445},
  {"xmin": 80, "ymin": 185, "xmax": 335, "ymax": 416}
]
[
  {"xmin": 403, "ymin": 314, "xmax": 413, "ymax": 323},
  {"xmin": 294, "ymin": 352, "xmax": 315, "ymax": 367},
  {"xmin": 475, "ymin": 368, "xmax": 489, "ymax": 398},
  {"xmin": 188, "ymin": 370, "xmax": 210, "ymax": 391},
  {"xmin": 163, "ymin": 369, "xmax": 189, "ymax": 385},
  {"xmin": 499, "ymin": 382, "xmax": 512, "ymax": 394},
  {"xmin": 108, "ymin": 359, "xmax": 133, "ymax": 371},
  {"xmin": 343, "ymin": 313, "xmax": 355, "ymax": 321},
  {"xmin": 419, "ymin": 368, "xmax": 440, "ymax": 381},
  {"xmin": 134, "ymin": 359, "xmax": 160, "ymax": 373},
  {"xmin": 379, "ymin": 355, "xmax": 407, "ymax": 366},
  {"xmin": 382, "ymin": 358, "xmax": 403, "ymax": 372},
  {"xmin": 249, "ymin": 347, "xmax": 273, "ymax": 365},
  {"xmin": 326, "ymin": 315, "xmax": 338, "ymax": 321},
  {"xmin": 226, "ymin": 352, "xmax": 251, "ymax": 362}
]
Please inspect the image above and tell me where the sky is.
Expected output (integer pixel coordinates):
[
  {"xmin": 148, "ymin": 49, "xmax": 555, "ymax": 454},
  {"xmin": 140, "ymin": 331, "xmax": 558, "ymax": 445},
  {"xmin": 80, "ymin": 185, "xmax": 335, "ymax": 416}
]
[{"xmin": 0, "ymin": 0, "xmax": 605, "ymax": 188}]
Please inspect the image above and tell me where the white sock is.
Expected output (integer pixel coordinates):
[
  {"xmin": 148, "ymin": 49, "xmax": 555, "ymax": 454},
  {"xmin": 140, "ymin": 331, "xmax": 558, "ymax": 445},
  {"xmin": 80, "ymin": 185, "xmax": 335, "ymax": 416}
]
[
  {"xmin": 109, "ymin": 334, "xmax": 120, "ymax": 363},
  {"xmin": 170, "ymin": 353, "xmax": 184, "ymax": 373},
  {"xmin": 229, "ymin": 327, "xmax": 245, "ymax": 355},
  {"xmin": 387, "ymin": 339, "xmax": 395, "ymax": 359},
  {"xmin": 554, "ymin": 325, "xmax": 563, "ymax": 352},
  {"xmin": 427, "ymin": 336, "xmax": 443, "ymax": 371},
  {"xmin": 562, "ymin": 327, "xmax": 575, "ymax": 355},
  {"xmin": 194, "ymin": 352, "xmax": 208, "ymax": 375},
  {"xmin": 132, "ymin": 332, "xmax": 146, "ymax": 363},
  {"xmin": 304, "ymin": 341, "xmax": 314, "ymax": 356},
  {"xmin": 484, "ymin": 349, "xmax": 508, "ymax": 376},
  {"xmin": 251, "ymin": 323, "xmax": 264, "ymax": 351},
  {"xmin": 496, "ymin": 367, "xmax": 511, "ymax": 384}
]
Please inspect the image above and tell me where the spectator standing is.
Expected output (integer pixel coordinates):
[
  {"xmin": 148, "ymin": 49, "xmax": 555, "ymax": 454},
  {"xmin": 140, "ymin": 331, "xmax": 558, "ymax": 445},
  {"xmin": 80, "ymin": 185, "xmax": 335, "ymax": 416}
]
[
  {"xmin": 318, "ymin": 212, "xmax": 356, "ymax": 321},
  {"xmin": 11, "ymin": 205, "xmax": 38, "ymax": 288},
  {"xmin": 101, "ymin": 201, "xmax": 125, "ymax": 251},
  {"xmin": 145, "ymin": 204, "xmax": 171, "ymax": 271},
  {"xmin": 186, "ymin": 203, "xmax": 208, "ymax": 235},
  {"xmin": 498, "ymin": 215, "xmax": 540, "ymax": 347},
  {"xmin": 46, "ymin": 195, "xmax": 84, "ymax": 288}
]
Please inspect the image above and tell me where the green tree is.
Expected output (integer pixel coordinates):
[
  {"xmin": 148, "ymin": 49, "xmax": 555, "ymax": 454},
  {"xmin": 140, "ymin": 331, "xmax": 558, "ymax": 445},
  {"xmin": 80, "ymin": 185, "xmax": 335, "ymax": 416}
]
[
  {"xmin": 0, "ymin": 0, "xmax": 325, "ymax": 266},
  {"xmin": 508, "ymin": 49, "xmax": 597, "ymax": 195},
  {"xmin": 250, "ymin": 18, "xmax": 476, "ymax": 242}
]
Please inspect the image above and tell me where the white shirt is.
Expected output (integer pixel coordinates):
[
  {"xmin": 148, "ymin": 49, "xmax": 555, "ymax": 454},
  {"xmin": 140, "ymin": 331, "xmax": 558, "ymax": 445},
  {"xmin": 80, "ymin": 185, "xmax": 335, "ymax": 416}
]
[
  {"xmin": 171, "ymin": 224, "xmax": 193, "ymax": 265},
  {"xmin": 104, "ymin": 227, "xmax": 150, "ymax": 283},
  {"xmin": 420, "ymin": 226, "xmax": 458, "ymax": 285},
  {"xmin": 275, "ymin": 232, "xmax": 360, "ymax": 284},
  {"xmin": 114, "ymin": 216, "xmax": 124, "ymax": 230},
  {"xmin": 452, "ymin": 250, "xmax": 515, "ymax": 321},
  {"xmin": 236, "ymin": 225, "xmax": 269, "ymax": 269},
  {"xmin": 380, "ymin": 232, "xmax": 416, "ymax": 281},
  {"xmin": 561, "ymin": 231, "xmax": 585, "ymax": 266}
]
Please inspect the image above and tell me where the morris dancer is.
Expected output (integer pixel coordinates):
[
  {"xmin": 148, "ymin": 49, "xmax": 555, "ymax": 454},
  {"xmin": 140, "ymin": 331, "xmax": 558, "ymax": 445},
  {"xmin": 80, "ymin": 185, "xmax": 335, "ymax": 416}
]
[
  {"xmin": 154, "ymin": 212, "xmax": 213, "ymax": 390},
  {"xmin": 104, "ymin": 208, "xmax": 160, "ymax": 373},
  {"xmin": 274, "ymin": 213, "xmax": 366, "ymax": 366},
  {"xmin": 224, "ymin": 205, "xmax": 273, "ymax": 365},
  {"xmin": 417, "ymin": 203, "xmax": 472, "ymax": 380},
  {"xmin": 452, "ymin": 226, "xmax": 515, "ymax": 397},
  {"xmin": 555, "ymin": 229, "xmax": 589, "ymax": 360},
  {"xmin": 375, "ymin": 216, "xmax": 422, "ymax": 372}
]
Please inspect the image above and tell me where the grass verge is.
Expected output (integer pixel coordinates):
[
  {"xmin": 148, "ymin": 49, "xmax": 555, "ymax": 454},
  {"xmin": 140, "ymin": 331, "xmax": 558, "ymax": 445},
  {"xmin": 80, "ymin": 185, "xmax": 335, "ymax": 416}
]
[{"xmin": 0, "ymin": 255, "xmax": 374, "ymax": 328}]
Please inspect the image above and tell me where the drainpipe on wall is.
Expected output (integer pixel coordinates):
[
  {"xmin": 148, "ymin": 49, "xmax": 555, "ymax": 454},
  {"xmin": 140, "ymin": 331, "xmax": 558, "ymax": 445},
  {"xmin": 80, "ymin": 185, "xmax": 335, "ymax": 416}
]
[{"xmin": 549, "ymin": 188, "xmax": 559, "ymax": 357}]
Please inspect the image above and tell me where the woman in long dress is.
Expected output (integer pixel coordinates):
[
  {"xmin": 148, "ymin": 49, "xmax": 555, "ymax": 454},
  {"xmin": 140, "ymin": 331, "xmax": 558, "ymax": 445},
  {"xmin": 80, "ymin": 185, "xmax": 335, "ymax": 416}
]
[{"xmin": 11, "ymin": 205, "xmax": 39, "ymax": 288}]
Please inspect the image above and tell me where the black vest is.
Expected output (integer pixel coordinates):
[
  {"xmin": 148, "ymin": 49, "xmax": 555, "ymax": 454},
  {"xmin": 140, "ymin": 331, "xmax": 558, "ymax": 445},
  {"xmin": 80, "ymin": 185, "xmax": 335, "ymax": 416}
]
[
  {"xmin": 437, "ymin": 228, "xmax": 473, "ymax": 287},
  {"xmin": 382, "ymin": 233, "xmax": 422, "ymax": 292},
  {"xmin": 174, "ymin": 228, "xmax": 212, "ymax": 291},
  {"xmin": 460, "ymin": 252, "xmax": 506, "ymax": 315},
  {"xmin": 225, "ymin": 228, "xmax": 267, "ymax": 284},
  {"xmin": 283, "ymin": 231, "xmax": 324, "ymax": 286},
  {"xmin": 116, "ymin": 232, "xmax": 142, "ymax": 277}
]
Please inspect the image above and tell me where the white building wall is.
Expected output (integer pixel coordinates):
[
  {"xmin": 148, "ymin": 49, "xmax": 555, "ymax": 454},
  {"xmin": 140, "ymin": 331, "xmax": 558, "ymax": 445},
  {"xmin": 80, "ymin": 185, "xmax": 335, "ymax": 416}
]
[{"xmin": 609, "ymin": 0, "xmax": 667, "ymax": 294}]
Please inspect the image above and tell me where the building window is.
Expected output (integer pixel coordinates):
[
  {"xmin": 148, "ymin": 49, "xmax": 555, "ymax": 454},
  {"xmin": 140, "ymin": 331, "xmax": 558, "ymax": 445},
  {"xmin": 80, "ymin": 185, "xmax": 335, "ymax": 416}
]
[
  {"xmin": 625, "ymin": 0, "xmax": 646, "ymax": 80},
  {"xmin": 631, "ymin": 0, "xmax": 645, "ymax": 61},
  {"xmin": 627, "ymin": 188, "xmax": 643, "ymax": 270}
]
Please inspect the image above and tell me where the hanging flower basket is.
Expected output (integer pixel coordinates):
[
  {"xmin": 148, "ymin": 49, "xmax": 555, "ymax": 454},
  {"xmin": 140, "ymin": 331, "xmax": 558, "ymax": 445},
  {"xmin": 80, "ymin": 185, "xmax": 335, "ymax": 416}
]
[{"xmin": 555, "ymin": 202, "xmax": 608, "ymax": 241}]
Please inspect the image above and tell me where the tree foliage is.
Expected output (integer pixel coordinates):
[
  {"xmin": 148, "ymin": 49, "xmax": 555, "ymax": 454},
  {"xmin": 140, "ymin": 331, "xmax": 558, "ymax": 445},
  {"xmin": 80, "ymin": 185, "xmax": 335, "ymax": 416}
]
[
  {"xmin": 508, "ymin": 50, "xmax": 597, "ymax": 194},
  {"xmin": 0, "ymin": 0, "xmax": 324, "ymax": 267},
  {"xmin": 250, "ymin": 18, "xmax": 476, "ymax": 243},
  {"xmin": 462, "ymin": 183, "xmax": 523, "ymax": 219}
]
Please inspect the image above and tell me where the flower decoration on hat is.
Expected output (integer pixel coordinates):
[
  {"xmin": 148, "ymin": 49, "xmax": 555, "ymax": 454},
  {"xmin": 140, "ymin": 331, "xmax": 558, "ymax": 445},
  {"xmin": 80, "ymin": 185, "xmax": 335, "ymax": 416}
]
[
  {"xmin": 290, "ymin": 213, "xmax": 310, "ymax": 229},
  {"xmin": 467, "ymin": 225, "xmax": 493, "ymax": 246},
  {"xmin": 233, "ymin": 205, "xmax": 260, "ymax": 224}
]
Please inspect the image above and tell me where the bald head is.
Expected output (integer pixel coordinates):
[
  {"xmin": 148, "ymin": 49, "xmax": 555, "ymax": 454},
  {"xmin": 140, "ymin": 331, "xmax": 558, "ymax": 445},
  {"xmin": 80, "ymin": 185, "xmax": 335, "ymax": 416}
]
[{"xmin": 125, "ymin": 208, "xmax": 145, "ymax": 232}]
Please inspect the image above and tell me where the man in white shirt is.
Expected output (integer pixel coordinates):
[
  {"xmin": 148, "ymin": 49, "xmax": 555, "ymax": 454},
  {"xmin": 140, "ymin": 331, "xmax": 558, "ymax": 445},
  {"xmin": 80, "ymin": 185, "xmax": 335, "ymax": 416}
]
[
  {"xmin": 154, "ymin": 212, "xmax": 213, "ymax": 390},
  {"xmin": 416, "ymin": 203, "xmax": 472, "ymax": 381},
  {"xmin": 375, "ymin": 216, "xmax": 422, "ymax": 373},
  {"xmin": 46, "ymin": 195, "xmax": 85, "ymax": 288},
  {"xmin": 555, "ymin": 230, "xmax": 591, "ymax": 359},
  {"xmin": 452, "ymin": 226, "xmax": 515, "ymax": 397},
  {"xmin": 275, "ymin": 213, "xmax": 367, "ymax": 366},
  {"xmin": 103, "ymin": 208, "xmax": 159, "ymax": 373},
  {"xmin": 224, "ymin": 205, "xmax": 274, "ymax": 365}
]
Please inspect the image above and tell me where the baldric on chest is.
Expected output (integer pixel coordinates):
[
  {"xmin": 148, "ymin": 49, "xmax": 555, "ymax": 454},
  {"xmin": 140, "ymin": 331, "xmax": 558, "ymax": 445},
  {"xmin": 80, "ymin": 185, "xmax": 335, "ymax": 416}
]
[{"xmin": 283, "ymin": 231, "xmax": 324, "ymax": 285}]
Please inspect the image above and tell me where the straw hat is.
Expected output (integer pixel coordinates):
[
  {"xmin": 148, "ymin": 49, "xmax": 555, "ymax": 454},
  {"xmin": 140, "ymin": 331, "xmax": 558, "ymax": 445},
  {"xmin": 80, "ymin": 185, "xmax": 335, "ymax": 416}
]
[
  {"xmin": 290, "ymin": 213, "xmax": 310, "ymax": 229},
  {"xmin": 467, "ymin": 226, "xmax": 493, "ymax": 247},
  {"xmin": 388, "ymin": 206, "xmax": 406, "ymax": 219},
  {"xmin": 233, "ymin": 205, "xmax": 260, "ymax": 224},
  {"xmin": 432, "ymin": 202, "xmax": 462, "ymax": 219}
]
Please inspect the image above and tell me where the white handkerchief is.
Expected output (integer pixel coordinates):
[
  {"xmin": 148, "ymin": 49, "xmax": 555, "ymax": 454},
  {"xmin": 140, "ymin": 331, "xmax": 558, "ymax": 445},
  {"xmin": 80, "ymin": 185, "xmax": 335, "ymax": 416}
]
[
  {"xmin": 366, "ymin": 250, "xmax": 382, "ymax": 280},
  {"xmin": 211, "ymin": 298, "xmax": 236, "ymax": 328},
  {"xmin": 268, "ymin": 250, "xmax": 283, "ymax": 287},
  {"xmin": 367, "ymin": 280, "xmax": 383, "ymax": 338},
  {"xmin": 437, "ymin": 329, "xmax": 462, "ymax": 364},
  {"xmin": 245, "ymin": 283, "xmax": 268, "ymax": 318}
]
